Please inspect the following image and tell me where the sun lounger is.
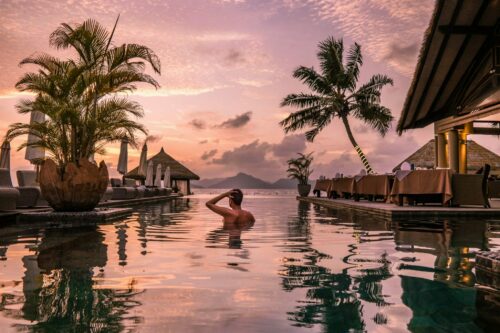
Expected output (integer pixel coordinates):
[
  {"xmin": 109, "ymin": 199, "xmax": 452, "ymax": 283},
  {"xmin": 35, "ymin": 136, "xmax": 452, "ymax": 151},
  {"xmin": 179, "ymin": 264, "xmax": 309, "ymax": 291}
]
[
  {"xmin": 143, "ymin": 186, "xmax": 155, "ymax": 197},
  {"xmin": 0, "ymin": 168, "xmax": 20, "ymax": 211},
  {"xmin": 101, "ymin": 187, "xmax": 113, "ymax": 202},
  {"xmin": 16, "ymin": 170, "xmax": 48, "ymax": 207},
  {"xmin": 111, "ymin": 187, "xmax": 137, "ymax": 200},
  {"xmin": 135, "ymin": 186, "xmax": 146, "ymax": 198},
  {"xmin": 110, "ymin": 178, "xmax": 137, "ymax": 200}
]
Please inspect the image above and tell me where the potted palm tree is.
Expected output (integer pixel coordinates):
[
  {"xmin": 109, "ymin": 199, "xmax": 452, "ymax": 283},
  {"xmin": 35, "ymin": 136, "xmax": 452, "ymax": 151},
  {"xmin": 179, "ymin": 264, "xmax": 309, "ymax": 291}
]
[
  {"xmin": 287, "ymin": 153, "xmax": 313, "ymax": 197},
  {"xmin": 280, "ymin": 37, "xmax": 393, "ymax": 174},
  {"xmin": 5, "ymin": 18, "xmax": 161, "ymax": 211}
]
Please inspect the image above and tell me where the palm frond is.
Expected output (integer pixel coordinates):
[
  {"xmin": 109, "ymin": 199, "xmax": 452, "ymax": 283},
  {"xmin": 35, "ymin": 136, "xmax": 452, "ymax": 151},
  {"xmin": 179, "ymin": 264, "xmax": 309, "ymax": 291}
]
[
  {"xmin": 345, "ymin": 42, "xmax": 362, "ymax": 90},
  {"xmin": 6, "ymin": 18, "xmax": 160, "ymax": 168},
  {"xmin": 352, "ymin": 104, "xmax": 393, "ymax": 136},
  {"xmin": 292, "ymin": 66, "xmax": 331, "ymax": 95},
  {"xmin": 317, "ymin": 37, "xmax": 345, "ymax": 87}
]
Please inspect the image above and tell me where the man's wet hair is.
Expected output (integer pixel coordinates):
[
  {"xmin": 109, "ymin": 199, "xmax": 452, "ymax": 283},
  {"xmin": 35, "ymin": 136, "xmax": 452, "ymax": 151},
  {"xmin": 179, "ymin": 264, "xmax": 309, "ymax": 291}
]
[{"xmin": 230, "ymin": 189, "xmax": 243, "ymax": 205}]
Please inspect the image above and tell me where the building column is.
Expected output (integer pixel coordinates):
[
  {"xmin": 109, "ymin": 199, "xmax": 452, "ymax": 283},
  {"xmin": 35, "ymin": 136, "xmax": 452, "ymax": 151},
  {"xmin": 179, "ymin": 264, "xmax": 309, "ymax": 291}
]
[
  {"xmin": 448, "ymin": 130, "xmax": 459, "ymax": 173},
  {"xmin": 459, "ymin": 132, "xmax": 468, "ymax": 174},
  {"xmin": 436, "ymin": 133, "xmax": 448, "ymax": 168}
]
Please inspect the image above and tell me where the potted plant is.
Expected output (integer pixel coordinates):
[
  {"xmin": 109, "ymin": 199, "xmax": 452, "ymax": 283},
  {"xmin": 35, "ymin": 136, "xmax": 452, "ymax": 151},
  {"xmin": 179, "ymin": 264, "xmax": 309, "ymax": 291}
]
[
  {"xmin": 5, "ymin": 18, "xmax": 161, "ymax": 211},
  {"xmin": 287, "ymin": 153, "xmax": 313, "ymax": 197}
]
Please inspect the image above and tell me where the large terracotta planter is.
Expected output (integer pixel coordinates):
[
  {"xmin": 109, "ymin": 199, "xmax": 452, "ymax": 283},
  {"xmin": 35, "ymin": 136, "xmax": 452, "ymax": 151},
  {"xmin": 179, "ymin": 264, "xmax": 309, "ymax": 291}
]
[
  {"xmin": 297, "ymin": 184, "xmax": 311, "ymax": 197},
  {"xmin": 39, "ymin": 159, "xmax": 108, "ymax": 212}
]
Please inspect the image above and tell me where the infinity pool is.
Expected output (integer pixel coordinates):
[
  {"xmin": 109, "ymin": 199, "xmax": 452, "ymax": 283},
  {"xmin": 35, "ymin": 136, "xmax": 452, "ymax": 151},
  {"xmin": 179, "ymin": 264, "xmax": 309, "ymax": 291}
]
[{"xmin": 1, "ymin": 191, "xmax": 499, "ymax": 332}]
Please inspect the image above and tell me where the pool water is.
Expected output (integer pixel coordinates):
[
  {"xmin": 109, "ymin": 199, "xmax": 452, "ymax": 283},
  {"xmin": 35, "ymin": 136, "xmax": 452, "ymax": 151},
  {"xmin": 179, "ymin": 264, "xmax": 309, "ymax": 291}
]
[{"xmin": 0, "ymin": 191, "xmax": 499, "ymax": 332}]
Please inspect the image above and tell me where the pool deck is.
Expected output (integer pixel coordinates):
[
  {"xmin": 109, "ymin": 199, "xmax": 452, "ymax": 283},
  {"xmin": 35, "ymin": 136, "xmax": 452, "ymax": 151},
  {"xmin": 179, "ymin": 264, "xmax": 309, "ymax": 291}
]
[
  {"xmin": 18, "ymin": 207, "xmax": 134, "ymax": 226},
  {"xmin": 298, "ymin": 196, "xmax": 500, "ymax": 218},
  {"xmin": 0, "ymin": 193, "xmax": 183, "ymax": 226}
]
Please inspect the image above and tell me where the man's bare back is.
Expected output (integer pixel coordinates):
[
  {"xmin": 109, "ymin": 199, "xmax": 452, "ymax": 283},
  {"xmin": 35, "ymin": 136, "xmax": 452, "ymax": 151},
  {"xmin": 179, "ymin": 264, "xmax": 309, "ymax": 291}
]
[{"xmin": 206, "ymin": 189, "xmax": 255, "ymax": 224}]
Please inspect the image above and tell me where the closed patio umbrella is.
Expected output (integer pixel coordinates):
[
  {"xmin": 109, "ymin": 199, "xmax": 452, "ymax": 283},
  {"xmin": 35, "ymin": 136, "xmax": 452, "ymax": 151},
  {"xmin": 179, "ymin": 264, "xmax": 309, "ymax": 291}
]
[
  {"xmin": 145, "ymin": 160, "xmax": 154, "ymax": 186},
  {"xmin": 0, "ymin": 141, "xmax": 10, "ymax": 170},
  {"xmin": 117, "ymin": 138, "xmax": 128, "ymax": 175},
  {"xmin": 25, "ymin": 111, "xmax": 45, "ymax": 163},
  {"xmin": 154, "ymin": 163, "xmax": 162, "ymax": 187},
  {"xmin": 164, "ymin": 166, "xmax": 171, "ymax": 188},
  {"xmin": 138, "ymin": 143, "xmax": 148, "ymax": 179}
]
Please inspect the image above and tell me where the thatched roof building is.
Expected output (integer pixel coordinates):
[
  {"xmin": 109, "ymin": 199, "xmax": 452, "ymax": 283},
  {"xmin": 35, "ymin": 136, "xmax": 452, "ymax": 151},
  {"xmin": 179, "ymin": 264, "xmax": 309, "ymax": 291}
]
[
  {"xmin": 393, "ymin": 139, "xmax": 500, "ymax": 174},
  {"xmin": 126, "ymin": 147, "xmax": 199, "ymax": 194}
]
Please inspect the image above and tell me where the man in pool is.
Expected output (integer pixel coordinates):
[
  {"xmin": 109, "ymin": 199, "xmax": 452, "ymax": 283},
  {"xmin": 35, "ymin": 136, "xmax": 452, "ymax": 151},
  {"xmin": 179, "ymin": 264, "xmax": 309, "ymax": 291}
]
[{"xmin": 206, "ymin": 189, "xmax": 255, "ymax": 224}]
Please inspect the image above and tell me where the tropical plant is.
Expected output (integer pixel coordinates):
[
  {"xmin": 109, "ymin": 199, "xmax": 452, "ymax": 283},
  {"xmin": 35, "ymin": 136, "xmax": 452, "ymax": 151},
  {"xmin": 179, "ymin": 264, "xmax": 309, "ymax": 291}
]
[
  {"xmin": 5, "ymin": 17, "xmax": 161, "ymax": 171},
  {"xmin": 287, "ymin": 152, "xmax": 313, "ymax": 185},
  {"xmin": 279, "ymin": 37, "xmax": 394, "ymax": 174}
]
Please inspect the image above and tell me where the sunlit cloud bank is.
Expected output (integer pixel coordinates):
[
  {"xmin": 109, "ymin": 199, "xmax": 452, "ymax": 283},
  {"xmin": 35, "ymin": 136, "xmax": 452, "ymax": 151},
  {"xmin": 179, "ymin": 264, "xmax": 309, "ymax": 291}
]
[
  {"xmin": 283, "ymin": 0, "xmax": 434, "ymax": 76},
  {"xmin": 0, "ymin": 0, "xmax": 496, "ymax": 182}
]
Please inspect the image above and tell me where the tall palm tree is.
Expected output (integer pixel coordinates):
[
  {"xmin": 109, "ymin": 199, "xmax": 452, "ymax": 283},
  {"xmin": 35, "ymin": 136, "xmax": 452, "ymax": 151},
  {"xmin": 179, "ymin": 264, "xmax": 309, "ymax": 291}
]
[
  {"xmin": 280, "ymin": 37, "xmax": 393, "ymax": 173},
  {"xmin": 6, "ymin": 17, "xmax": 161, "ymax": 170}
]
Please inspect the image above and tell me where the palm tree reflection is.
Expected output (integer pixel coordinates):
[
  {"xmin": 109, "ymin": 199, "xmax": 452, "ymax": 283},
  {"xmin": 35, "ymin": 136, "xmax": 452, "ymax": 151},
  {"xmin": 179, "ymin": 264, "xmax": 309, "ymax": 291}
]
[
  {"xmin": 281, "ymin": 201, "xmax": 392, "ymax": 331},
  {"xmin": 18, "ymin": 227, "xmax": 143, "ymax": 332},
  {"xmin": 283, "ymin": 202, "xmax": 494, "ymax": 332}
]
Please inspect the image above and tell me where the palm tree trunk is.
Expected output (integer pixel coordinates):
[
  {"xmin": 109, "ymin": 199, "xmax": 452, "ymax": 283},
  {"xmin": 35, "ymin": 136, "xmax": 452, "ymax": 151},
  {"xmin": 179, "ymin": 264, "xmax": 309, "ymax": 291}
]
[
  {"xmin": 71, "ymin": 125, "xmax": 77, "ymax": 165},
  {"xmin": 340, "ymin": 115, "xmax": 374, "ymax": 174}
]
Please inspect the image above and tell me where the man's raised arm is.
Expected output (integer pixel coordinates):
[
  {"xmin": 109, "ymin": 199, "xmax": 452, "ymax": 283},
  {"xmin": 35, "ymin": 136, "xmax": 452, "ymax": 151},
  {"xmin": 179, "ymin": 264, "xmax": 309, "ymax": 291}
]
[{"xmin": 206, "ymin": 191, "xmax": 234, "ymax": 217}]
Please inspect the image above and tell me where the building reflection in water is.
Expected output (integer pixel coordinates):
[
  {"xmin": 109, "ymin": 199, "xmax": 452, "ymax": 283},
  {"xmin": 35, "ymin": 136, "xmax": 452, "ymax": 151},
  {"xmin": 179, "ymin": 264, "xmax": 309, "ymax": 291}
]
[
  {"xmin": 394, "ymin": 218, "xmax": 499, "ymax": 331},
  {"xmin": 282, "ymin": 201, "xmax": 498, "ymax": 332},
  {"xmin": 393, "ymin": 218, "xmax": 489, "ymax": 286},
  {"xmin": 2, "ymin": 227, "xmax": 143, "ymax": 332}
]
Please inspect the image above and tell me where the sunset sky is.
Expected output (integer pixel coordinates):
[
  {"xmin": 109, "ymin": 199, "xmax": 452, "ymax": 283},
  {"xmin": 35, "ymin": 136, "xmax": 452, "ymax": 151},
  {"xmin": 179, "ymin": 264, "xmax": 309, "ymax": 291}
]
[{"xmin": 1, "ymin": 0, "xmax": 498, "ymax": 182}]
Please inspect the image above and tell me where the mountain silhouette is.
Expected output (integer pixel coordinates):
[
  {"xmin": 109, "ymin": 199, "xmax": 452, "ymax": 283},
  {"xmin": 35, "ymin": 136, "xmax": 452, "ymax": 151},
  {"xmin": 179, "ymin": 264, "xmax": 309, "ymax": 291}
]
[{"xmin": 192, "ymin": 173, "xmax": 298, "ymax": 189}]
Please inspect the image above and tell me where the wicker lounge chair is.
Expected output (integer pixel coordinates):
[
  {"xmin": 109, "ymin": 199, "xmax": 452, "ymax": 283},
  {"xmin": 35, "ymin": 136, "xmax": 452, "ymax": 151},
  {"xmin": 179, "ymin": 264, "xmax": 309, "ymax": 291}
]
[
  {"xmin": 101, "ymin": 186, "xmax": 114, "ymax": 202},
  {"xmin": 110, "ymin": 178, "xmax": 137, "ymax": 200},
  {"xmin": 0, "ymin": 169, "xmax": 20, "ymax": 211},
  {"xmin": 451, "ymin": 164, "xmax": 490, "ymax": 208},
  {"xmin": 16, "ymin": 170, "xmax": 48, "ymax": 207}
]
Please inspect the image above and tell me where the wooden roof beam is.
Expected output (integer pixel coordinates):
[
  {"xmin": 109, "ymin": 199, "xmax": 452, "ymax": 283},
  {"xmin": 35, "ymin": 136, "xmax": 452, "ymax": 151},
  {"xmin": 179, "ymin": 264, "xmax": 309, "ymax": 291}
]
[
  {"xmin": 471, "ymin": 127, "xmax": 500, "ymax": 135},
  {"xmin": 438, "ymin": 25, "xmax": 494, "ymax": 35}
]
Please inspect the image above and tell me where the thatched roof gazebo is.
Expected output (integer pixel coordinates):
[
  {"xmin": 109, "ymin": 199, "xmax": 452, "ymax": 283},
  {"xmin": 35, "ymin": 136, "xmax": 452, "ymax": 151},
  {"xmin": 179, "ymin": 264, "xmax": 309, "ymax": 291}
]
[
  {"xmin": 393, "ymin": 139, "xmax": 500, "ymax": 175},
  {"xmin": 126, "ymin": 147, "xmax": 199, "ymax": 194}
]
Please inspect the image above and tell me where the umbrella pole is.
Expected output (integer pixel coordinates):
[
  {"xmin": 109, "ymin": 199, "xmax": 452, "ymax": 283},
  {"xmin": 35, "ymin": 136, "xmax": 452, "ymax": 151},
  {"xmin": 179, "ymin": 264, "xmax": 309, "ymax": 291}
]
[{"xmin": 35, "ymin": 163, "xmax": 40, "ymax": 184}]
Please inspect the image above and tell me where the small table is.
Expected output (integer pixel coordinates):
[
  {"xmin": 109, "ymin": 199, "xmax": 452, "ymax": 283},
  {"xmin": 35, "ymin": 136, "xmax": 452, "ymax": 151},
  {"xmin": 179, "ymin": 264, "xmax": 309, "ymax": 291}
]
[
  {"xmin": 331, "ymin": 178, "xmax": 355, "ymax": 198},
  {"xmin": 390, "ymin": 169, "xmax": 453, "ymax": 206},
  {"xmin": 353, "ymin": 175, "xmax": 394, "ymax": 201},
  {"xmin": 313, "ymin": 179, "xmax": 333, "ymax": 197}
]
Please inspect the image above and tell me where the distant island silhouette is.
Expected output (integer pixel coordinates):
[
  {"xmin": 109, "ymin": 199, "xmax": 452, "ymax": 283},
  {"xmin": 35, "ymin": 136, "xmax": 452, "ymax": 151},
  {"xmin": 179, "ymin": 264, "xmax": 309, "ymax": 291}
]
[{"xmin": 192, "ymin": 172, "xmax": 297, "ymax": 189}]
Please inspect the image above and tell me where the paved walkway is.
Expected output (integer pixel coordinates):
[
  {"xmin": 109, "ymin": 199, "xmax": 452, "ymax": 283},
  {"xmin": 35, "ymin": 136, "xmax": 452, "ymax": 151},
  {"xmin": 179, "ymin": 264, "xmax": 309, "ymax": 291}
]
[{"xmin": 298, "ymin": 197, "xmax": 500, "ymax": 218}]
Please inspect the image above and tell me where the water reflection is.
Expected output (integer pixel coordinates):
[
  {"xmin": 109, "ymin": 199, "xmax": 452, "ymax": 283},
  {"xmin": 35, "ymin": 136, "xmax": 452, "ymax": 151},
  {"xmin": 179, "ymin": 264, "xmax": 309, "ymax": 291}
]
[
  {"xmin": 282, "ymin": 201, "xmax": 497, "ymax": 332},
  {"xmin": 0, "ymin": 195, "xmax": 499, "ymax": 332},
  {"xmin": 394, "ymin": 219, "xmax": 488, "ymax": 286},
  {"xmin": 2, "ymin": 227, "xmax": 143, "ymax": 332},
  {"xmin": 134, "ymin": 198, "xmax": 193, "ymax": 255},
  {"xmin": 281, "ymin": 202, "xmax": 392, "ymax": 331},
  {"xmin": 206, "ymin": 219, "xmax": 255, "ymax": 249}
]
